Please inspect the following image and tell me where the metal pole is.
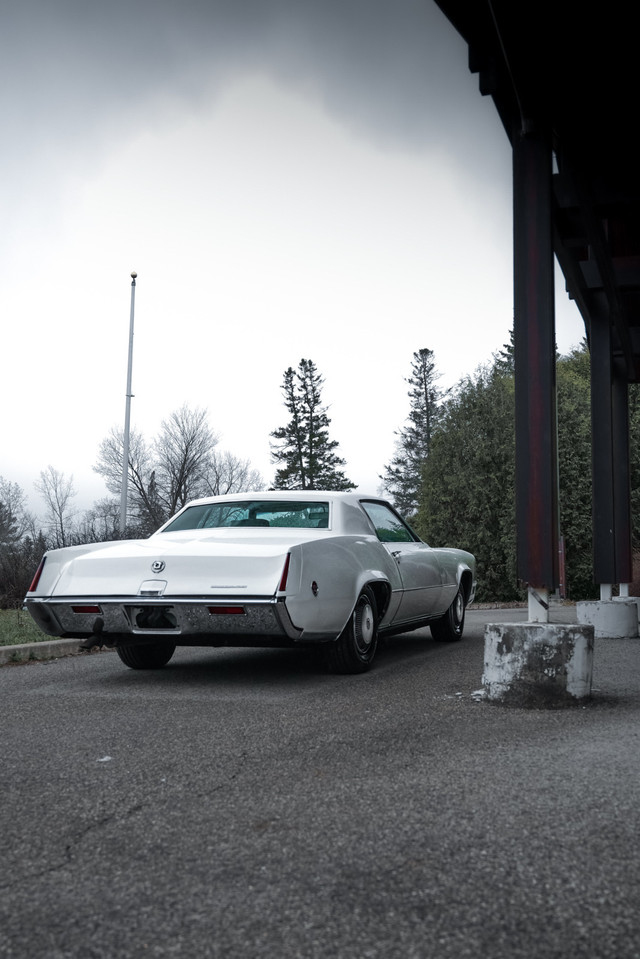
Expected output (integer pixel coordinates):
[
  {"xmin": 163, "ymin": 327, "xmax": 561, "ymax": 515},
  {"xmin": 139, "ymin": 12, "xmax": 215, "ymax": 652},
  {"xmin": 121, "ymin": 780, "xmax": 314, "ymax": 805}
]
[
  {"xmin": 120, "ymin": 271, "xmax": 137, "ymax": 535},
  {"xmin": 513, "ymin": 126, "xmax": 558, "ymax": 599}
]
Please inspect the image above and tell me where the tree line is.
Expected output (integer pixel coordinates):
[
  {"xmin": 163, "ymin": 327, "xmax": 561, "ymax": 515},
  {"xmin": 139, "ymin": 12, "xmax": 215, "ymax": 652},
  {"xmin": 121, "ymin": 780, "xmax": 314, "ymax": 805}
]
[
  {"xmin": 2, "ymin": 342, "xmax": 633, "ymax": 607},
  {"xmin": 405, "ymin": 339, "xmax": 640, "ymax": 602}
]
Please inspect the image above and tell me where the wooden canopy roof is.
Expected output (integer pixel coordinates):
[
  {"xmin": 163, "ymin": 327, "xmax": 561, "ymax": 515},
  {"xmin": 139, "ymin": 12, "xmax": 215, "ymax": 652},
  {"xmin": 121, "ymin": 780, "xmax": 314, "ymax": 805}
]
[{"xmin": 435, "ymin": 1, "xmax": 640, "ymax": 380}]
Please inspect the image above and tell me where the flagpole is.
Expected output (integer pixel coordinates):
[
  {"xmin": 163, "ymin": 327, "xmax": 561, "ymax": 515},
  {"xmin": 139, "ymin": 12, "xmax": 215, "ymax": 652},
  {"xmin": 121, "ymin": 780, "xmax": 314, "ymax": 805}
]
[{"xmin": 120, "ymin": 271, "xmax": 137, "ymax": 535}]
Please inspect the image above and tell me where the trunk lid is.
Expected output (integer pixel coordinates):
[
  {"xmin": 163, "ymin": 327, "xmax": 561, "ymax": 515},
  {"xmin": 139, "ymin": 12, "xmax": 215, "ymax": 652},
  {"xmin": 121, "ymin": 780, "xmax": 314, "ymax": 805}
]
[{"xmin": 49, "ymin": 530, "xmax": 304, "ymax": 598}]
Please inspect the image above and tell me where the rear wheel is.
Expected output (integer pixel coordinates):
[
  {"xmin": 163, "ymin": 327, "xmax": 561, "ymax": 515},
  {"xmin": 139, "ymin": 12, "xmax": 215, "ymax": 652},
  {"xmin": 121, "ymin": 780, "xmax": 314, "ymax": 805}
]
[
  {"xmin": 117, "ymin": 642, "xmax": 176, "ymax": 669},
  {"xmin": 326, "ymin": 587, "xmax": 378, "ymax": 674},
  {"xmin": 430, "ymin": 587, "xmax": 466, "ymax": 642}
]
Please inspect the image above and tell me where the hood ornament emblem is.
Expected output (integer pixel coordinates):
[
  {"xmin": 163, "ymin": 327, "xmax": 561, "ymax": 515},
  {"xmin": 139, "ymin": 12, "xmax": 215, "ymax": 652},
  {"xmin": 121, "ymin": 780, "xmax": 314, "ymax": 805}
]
[{"xmin": 151, "ymin": 560, "xmax": 166, "ymax": 573}]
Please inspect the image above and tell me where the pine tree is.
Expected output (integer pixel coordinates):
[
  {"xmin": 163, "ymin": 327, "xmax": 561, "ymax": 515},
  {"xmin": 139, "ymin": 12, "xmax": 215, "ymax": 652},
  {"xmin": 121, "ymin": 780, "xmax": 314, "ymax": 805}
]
[
  {"xmin": 380, "ymin": 348, "xmax": 440, "ymax": 516},
  {"xmin": 416, "ymin": 363, "xmax": 518, "ymax": 602},
  {"xmin": 270, "ymin": 359, "xmax": 354, "ymax": 490},
  {"xmin": 415, "ymin": 339, "xmax": 600, "ymax": 602}
]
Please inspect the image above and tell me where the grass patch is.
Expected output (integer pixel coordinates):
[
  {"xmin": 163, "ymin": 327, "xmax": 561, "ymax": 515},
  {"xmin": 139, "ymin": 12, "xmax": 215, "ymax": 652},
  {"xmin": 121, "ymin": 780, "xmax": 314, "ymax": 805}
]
[{"xmin": 0, "ymin": 609, "xmax": 50, "ymax": 646}]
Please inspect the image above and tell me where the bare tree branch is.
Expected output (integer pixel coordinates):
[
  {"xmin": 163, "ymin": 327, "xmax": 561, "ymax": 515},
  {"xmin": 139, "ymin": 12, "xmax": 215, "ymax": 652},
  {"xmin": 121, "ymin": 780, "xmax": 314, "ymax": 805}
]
[
  {"xmin": 154, "ymin": 405, "xmax": 219, "ymax": 515},
  {"xmin": 93, "ymin": 405, "xmax": 262, "ymax": 533},
  {"xmin": 203, "ymin": 450, "xmax": 265, "ymax": 496},
  {"xmin": 34, "ymin": 466, "xmax": 77, "ymax": 548}
]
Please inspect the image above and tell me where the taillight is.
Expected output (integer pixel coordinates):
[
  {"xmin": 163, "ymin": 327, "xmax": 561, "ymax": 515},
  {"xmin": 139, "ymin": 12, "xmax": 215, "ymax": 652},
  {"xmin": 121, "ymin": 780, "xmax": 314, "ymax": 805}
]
[
  {"xmin": 28, "ymin": 557, "xmax": 46, "ymax": 593},
  {"xmin": 278, "ymin": 553, "xmax": 291, "ymax": 592}
]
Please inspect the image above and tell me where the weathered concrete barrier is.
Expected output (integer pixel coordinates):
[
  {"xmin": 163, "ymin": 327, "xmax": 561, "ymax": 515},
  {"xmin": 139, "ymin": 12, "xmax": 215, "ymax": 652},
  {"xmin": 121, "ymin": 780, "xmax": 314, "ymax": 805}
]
[
  {"xmin": 482, "ymin": 622, "xmax": 594, "ymax": 706},
  {"xmin": 576, "ymin": 600, "xmax": 638, "ymax": 639}
]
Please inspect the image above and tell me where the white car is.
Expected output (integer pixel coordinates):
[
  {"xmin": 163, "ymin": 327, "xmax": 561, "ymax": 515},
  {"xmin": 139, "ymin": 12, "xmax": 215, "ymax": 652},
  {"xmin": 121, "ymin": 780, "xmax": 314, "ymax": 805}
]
[{"xmin": 25, "ymin": 491, "xmax": 476, "ymax": 674}]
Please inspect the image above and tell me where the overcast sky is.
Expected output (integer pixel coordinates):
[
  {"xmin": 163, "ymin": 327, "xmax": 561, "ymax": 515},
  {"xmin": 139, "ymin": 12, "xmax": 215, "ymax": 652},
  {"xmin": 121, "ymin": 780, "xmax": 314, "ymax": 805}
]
[{"xmin": 1, "ymin": 0, "xmax": 584, "ymax": 513}]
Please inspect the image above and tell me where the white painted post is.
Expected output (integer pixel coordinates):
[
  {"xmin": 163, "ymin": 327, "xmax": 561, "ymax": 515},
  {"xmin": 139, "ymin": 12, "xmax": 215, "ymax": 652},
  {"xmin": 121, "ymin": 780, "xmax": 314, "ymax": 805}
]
[{"xmin": 528, "ymin": 586, "xmax": 549, "ymax": 623}]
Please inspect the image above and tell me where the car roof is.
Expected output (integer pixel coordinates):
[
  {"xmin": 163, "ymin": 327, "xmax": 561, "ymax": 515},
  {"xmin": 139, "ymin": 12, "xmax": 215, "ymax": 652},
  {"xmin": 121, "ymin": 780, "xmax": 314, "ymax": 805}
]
[
  {"xmin": 156, "ymin": 490, "xmax": 396, "ymax": 537},
  {"xmin": 182, "ymin": 490, "xmax": 380, "ymax": 507}
]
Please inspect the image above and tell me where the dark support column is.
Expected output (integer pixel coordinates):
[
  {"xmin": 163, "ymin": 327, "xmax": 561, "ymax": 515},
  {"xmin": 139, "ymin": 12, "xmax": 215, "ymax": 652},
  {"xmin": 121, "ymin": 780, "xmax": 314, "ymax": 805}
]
[
  {"xmin": 591, "ymin": 317, "xmax": 633, "ymax": 585},
  {"xmin": 513, "ymin": 128, "xmax": 559, "ymax": 590},
  {"xmin": 590, "ymin": 316, "xmax": 614, "ymax": 584},
  {"xmin": 612, "ymin": 363, "xmax": 633, "ymax": 584}
]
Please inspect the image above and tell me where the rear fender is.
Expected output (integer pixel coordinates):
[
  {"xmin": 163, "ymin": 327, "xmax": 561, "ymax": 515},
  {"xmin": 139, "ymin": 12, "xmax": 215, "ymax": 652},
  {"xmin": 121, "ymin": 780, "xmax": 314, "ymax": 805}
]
[{"xmin": 284, "ymin": 538, "xmax": 399, "ymax": 640}]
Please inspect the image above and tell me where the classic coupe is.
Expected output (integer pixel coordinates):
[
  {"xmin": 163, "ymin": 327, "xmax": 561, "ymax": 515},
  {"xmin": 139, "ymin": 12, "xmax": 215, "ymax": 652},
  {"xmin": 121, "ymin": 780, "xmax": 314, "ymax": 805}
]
[{"xmin": 25, "ymin": 491, "xmax": 476, "ymax": 674}]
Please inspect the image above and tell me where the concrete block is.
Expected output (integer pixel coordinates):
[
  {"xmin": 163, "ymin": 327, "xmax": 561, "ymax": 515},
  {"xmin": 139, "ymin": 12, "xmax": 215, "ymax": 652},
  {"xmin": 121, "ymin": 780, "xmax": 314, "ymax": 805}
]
[
  {"xmin": 0, "ymin": 638, "xmax": 113, "ymax": 666},
  {"xmin": 576, "ymin": 600, "xmax": 638, "ymax": 638},
  {"xmin": 613, "ymin": 595, "xmax": 640, "ymax": 626},
  {"xmin": 482, "ymin": 622, "xmax": 594, "ymax": 706}
]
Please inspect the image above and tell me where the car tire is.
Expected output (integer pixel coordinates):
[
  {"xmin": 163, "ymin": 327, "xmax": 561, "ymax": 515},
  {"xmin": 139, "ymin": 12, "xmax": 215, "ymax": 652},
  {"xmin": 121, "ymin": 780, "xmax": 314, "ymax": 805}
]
[
  {"xmin": 116, "ymin": 642, "xmax": 176, "ymax": 669},
  {"xmin": 326, "ymin": 587, "xmax": 378, "ymax": 674},
  {"xmin": 430, "ymin": 587, "xmax": 466, "ymax": 642}
]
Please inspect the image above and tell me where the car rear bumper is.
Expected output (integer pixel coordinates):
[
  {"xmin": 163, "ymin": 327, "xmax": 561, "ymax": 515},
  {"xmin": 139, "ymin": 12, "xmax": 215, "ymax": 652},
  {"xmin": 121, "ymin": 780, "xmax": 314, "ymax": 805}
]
[{"xmin": 25, "ymin": 596, "xmax": 304, "ymax": 645}]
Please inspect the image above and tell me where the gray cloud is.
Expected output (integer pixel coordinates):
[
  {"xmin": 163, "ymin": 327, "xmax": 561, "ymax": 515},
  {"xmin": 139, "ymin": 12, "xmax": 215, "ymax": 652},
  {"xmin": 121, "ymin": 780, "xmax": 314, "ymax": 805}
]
[
  {"xmin": 3, "ymin": 1, "xmax": 497, "ymax": 157},
  {"xmin": 1, "ymin": 0, "xmax": 507, "ymax": 259}
]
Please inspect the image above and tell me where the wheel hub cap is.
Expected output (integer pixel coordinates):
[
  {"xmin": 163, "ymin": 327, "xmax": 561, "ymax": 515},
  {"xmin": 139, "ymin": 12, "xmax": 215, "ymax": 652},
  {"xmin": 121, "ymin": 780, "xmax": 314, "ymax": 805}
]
[
  {"xmin": 361, "ymin": 605, "xmax": 374, "ymax": 646},
  {"xmin": 455, "ymin": 593, "xmax": 464, "ymax": 621}
]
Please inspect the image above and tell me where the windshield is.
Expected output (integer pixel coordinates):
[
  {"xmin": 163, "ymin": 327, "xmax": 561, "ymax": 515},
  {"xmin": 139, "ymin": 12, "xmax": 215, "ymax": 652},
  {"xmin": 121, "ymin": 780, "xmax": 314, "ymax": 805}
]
[{"xmin": 162, "ymin": 500, "xmax": 330, "ymax": 532}]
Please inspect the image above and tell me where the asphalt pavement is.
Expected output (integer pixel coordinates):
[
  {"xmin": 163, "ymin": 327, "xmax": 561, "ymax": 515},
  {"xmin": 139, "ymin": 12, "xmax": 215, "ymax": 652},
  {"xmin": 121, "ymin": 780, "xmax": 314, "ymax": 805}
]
[{"xmin": 1, "ymin": 607, "xmax": 639, "ymax": 959}]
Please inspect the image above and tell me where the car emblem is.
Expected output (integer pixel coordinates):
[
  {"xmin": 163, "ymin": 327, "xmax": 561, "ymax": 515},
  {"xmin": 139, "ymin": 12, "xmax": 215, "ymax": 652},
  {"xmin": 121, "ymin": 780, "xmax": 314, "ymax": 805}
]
[{"xmin": 151, "ymin": 560, "xmax": 166, "ymax": 573}]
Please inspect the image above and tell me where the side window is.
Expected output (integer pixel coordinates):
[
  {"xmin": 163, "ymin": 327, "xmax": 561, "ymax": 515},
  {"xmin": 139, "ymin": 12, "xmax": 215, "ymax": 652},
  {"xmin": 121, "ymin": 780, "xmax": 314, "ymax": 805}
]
[{"xmin": 361, "ymin": 502, "xmax": 415, "ymax": 543}]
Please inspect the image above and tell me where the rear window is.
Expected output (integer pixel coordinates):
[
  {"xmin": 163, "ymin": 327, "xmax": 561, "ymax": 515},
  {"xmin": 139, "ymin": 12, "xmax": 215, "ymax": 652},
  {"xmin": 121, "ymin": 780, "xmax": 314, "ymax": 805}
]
[{"xmin": 162, "ymin": 500, "xmax": 330, "ymax": 532}]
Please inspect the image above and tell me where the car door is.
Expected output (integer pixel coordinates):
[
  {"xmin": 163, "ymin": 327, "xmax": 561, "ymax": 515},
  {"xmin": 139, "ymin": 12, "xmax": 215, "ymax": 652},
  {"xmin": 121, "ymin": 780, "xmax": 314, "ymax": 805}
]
[{"xmin": 360, "ymin": 501, "xmax": 445, "ymax": 624}]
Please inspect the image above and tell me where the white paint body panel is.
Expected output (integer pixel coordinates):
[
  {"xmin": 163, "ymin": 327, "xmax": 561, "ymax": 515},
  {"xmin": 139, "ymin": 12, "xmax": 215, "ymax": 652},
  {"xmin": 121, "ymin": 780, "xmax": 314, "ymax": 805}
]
[{"xmin": 26, "ymin": 491, "xmax": 476, "ymax": 647}]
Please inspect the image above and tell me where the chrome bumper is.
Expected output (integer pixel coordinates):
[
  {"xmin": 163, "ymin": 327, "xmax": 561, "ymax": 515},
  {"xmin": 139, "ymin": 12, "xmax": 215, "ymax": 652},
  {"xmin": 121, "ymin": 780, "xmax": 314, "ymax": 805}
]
[{"xmin": 26, "ymin": 596, "xmax": 303, "ymax": 643}]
